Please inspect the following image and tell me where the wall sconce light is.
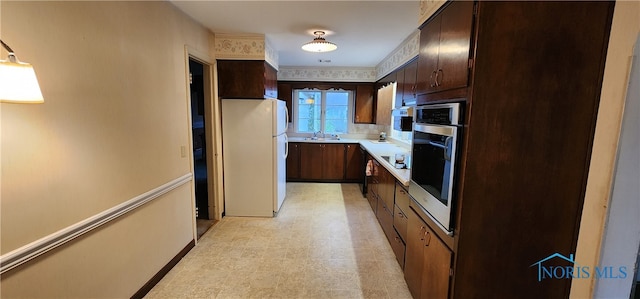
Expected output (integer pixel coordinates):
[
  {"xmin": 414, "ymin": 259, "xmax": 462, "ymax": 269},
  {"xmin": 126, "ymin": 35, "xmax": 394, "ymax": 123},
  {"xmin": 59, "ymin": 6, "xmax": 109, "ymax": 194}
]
[{"xmin": 0, "ymin": 39, "xmax": 44, "ymax": 103}]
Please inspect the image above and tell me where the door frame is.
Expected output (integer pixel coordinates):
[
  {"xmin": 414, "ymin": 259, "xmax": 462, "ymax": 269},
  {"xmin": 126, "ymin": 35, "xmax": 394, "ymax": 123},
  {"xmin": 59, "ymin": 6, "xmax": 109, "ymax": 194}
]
[{"xmin": 184, "ymin": 46, "xmax": 224, "ymax": 240}]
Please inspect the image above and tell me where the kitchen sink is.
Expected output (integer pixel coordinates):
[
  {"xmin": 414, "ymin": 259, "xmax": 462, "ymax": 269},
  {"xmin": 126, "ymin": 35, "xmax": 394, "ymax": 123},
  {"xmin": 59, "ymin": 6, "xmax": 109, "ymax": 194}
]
[{"xmin": 303, "ymin": 137, "xmax": 340, "ymax": 141}]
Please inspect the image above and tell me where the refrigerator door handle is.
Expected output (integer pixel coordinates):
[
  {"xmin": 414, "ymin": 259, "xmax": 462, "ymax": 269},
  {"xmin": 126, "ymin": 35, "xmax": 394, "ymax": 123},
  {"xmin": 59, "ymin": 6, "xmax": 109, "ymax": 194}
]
[
  {"xmin": 284, "ymin": 134, "xmax": 289, "ymax": 159},
  {"xmin": 284, "ymin": 105, "xmax": 289, "ymax": 131}
]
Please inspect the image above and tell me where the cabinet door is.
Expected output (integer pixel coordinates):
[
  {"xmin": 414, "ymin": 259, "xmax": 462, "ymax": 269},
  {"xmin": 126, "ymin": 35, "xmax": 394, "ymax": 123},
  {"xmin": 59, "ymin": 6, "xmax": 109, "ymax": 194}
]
[
  {"xmin": 354, "ymin": 84, "xmax": 375, "ymax": 123},
  {"xmin": 345, "ymin": 144, "xmax": 363, "ymax": 180},
  {"xmin": 390, "ymin": 229, "xmax": 406, "ymax": 269},
  {"xmin": 404, "ymin": 208, "xmax": 426, "ymax": 299},
  {"xmin": 416, "ymin": 15, "xmax": 441, "ymax": 95},
  {"xmin": 420, "ymin": 225, "xmax": 452, "ymax": 299},
  {"xmin": 367, "ymin": 184, "xmax": 377, "ymax": 213},
  {"xmin": 323, "ymin": 144, "xmax": 345, "ymax": 180},
  {"xmin": 277, "ymin": 83, "xmax": 293, "ymax": 121},
  {"xmin": 395, "ymin": 68, "xmax": 405, "ymax": 108},
  {"xmin": 395, "ymin": 184, "xmax": 411, "ymax": 215},
  {"xmin": 376, "ymin": 84, "xmax": 393, "ymax": 126},
  {"xmin": 286, "ymin": 142, "xmax": 301, "ymax": 180},
  {"xmin": 300, "ymin": 143, "xmax": 323, "ymax": 180},
  {"xmin": 379, "ymin": 167, "xmax": 396, "ymax": 213},
  {"xmin": 217, "ymin": 60, "xmax": 267, "ymax": 99},
  {"xmin": 394, "ymin": 204, "xmax": 409, "ymax": 242},
  {"xmin": 436, "ymin": 0, "xmax": 474, "ymax": 92},
  {"xmin": 402, "ymin": 59, "xmax": 418, "ymax": 103},
  {"xmin": 416, "ymin": 1, "xmax": 474, "ymax": 97}
]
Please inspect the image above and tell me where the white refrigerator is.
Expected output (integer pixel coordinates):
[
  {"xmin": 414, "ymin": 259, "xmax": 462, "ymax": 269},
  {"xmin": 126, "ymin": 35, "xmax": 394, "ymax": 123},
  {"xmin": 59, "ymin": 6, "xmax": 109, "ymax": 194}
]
[{"xmin": 221, "ymin": 99, "xmax": 288, "ymax": 217}]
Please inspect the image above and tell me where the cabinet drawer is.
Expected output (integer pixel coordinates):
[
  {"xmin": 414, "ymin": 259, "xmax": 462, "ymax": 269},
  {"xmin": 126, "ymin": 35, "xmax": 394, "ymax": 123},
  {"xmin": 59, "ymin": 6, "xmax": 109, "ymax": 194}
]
[
  {"xmin": 376, "ymin": 198, "xmax": 395, "ymax": 242},
  {"xmin": 389, "ymin": 228, "xmax": 406, "ymax": 269},
  {"xmin": 367, "ymin": 188, "xmax": 378, "ymax": 213},
  {"xmin": 394, "ymin": 204, "xmax": 409, "ymax": 242},
  {"xmin": 395, "ymin": 183, "xmax": 411, "ymax": 214}
]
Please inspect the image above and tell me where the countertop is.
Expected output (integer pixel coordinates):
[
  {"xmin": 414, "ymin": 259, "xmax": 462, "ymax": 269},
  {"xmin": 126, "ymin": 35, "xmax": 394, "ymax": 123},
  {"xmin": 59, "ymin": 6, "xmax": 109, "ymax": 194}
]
[
  {"xmin": 287, "ymin": 137, "xmax": 360, "ymax": 143},
  {"xmin": 358, "ymin": 140, "xmax": 411, "ymax": 186},
  {"xmin": 288, "ymin": 137, "xmax": 411, "ymax": 186}
]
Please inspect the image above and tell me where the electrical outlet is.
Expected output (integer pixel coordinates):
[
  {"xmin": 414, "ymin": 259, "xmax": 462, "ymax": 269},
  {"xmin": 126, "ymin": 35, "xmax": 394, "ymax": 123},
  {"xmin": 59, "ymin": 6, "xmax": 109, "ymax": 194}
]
[{"xmin": 181, "ymin": 145, "xmax": 187, "ymax": 158}]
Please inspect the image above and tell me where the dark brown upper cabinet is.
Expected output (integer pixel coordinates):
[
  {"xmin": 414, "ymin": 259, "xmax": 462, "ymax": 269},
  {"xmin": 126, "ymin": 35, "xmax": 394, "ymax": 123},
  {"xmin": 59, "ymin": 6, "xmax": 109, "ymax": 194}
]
[
  {"xmin": 399, "ymin": 59, "xmax": 418, "ymax": 107},
  {"xmin": 416, "ymin": 1, "xmax": 474, "ymax": 100},
  {"xmin": 354, "ymin": 83, "xmax": 375, "ymax": 124},
  {"xmin": 217, "ymin": 60, "xmax": 277, "ymax": 99}
]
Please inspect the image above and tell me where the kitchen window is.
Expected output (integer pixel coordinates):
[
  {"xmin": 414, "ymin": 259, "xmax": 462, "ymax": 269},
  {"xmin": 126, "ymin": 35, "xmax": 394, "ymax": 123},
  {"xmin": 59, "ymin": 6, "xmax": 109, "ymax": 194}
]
[{"xmin": 294, "ymin": 89, "xmax": 352, "ymax": 134}]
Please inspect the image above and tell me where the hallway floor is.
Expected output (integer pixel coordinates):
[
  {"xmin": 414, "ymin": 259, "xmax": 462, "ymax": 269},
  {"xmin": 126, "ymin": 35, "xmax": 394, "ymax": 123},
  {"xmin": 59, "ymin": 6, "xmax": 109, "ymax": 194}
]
[{"xmin": 144, "ymin": 183, "xmax": 412, "ymax": 299}]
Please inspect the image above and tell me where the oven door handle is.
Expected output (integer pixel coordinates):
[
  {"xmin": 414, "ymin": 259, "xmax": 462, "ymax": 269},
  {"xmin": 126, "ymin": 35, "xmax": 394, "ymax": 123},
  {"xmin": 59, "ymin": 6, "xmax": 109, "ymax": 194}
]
[{"xmin": 444, "ymin": 136, "xmax": 453, "ymax": 161}]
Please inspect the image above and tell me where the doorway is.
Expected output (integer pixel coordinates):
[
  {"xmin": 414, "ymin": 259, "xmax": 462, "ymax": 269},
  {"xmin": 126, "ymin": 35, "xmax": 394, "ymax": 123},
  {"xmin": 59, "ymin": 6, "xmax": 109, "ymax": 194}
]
[
  {"xmin": 592, "ymin": 34, "xmax": 640, "ymax": 298},
  {"xmin": 189, "ymin": 58, "xmax": 215, "ymax": 238}
]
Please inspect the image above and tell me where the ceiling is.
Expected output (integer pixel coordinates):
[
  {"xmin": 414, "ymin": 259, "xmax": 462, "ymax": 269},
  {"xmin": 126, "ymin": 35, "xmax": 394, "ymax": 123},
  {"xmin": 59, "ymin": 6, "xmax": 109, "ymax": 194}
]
[{"xmin": 169, "ymin": 1, "xmax": 420, "ymax": 68}]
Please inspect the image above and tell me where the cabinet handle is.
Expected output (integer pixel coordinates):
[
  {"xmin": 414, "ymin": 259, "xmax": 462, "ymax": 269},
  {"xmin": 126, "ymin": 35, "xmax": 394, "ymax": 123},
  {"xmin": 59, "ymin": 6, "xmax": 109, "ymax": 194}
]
[
  {"xmin": 436, "ymin": 69, "xmax": 443, "ymax": 87},
  {"xmin": 395, "ymin": 236, "xmax": 402, "ymax": 243},
  {"xmin": 419, "ymin": 226, "xmax": 426, "ymax": 240},
  {"xmin": 429, "ymin": 70, "xmax": 437, "ymax": 87},
  {"xmin": 398, "ymin": 212, "xmax": 404, "ymax": 218},
  {"xmin": 424, "ymin": 231, "xmax": 431, "ymax": 247}
]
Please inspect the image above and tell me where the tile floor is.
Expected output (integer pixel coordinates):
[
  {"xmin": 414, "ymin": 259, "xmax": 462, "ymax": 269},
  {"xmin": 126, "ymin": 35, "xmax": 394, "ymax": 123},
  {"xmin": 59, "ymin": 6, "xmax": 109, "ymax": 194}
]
[{"xmin": 145, "ymin": 183, "xmax": 413, "ymax": 299}]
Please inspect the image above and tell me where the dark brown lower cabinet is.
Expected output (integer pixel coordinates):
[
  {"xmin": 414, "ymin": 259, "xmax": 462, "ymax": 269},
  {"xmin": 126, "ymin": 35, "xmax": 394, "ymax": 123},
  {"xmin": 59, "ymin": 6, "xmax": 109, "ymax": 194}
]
[
  {"xmin": 393, "ymin": 204, "xmax": 408, "ymax": 242},
  {"xmin": 366, "ymin": 183, "xmax": 377, "ymax": 213},
  {"xmin": 286, "ymin": 143, "xmax": 301, "ymax": 180},
  {"xmin": 405, "ymin": 208, "xmax": 452, "ymax": 299},
  {"xmin": 322, "ymin": 144, "xmax": 345, "ymax": 180},
  {"xmin": 378, "ymin": 164, "xmax": 396, "ymax": 211},
  {"xmin": 345, "ymin": 144, "xmax": 363, "ymax": 181},
  {"xmin": 299, "ymin": 143, "xmax": 324, "ymax": 180},
  {"xmin": 292, "ymin": 143, "xmax": 356, "ymax": 182}
]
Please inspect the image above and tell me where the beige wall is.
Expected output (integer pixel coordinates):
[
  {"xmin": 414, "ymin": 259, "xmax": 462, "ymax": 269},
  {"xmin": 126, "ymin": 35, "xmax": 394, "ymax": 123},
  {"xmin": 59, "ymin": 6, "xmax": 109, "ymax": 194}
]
[
  {"xmin": 1, "ymin": 1, "xmax": 213, "ymax": 297},
  {"xmin": 571, "ymin": 1, "xmax": 640, "ymax": 298}
]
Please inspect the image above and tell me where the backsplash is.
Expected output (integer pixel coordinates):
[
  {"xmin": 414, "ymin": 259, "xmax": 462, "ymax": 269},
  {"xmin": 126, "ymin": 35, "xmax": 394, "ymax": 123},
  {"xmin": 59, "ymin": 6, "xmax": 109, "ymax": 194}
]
[
  {"xmin": 350, "ymin": 123, "xmax": 389, "ymax": 136},
  {"xmin": 286, "ymin": 121, "xmax": 410, "ymax": 144}
]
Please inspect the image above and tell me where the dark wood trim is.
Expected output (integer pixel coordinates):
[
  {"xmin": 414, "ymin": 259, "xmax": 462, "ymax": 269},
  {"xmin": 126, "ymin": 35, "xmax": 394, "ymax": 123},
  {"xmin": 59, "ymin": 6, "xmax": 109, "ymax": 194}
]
[
  {"xmin": 416, "ymin": 87, "xmax": 469, "ymax": 105},
  {"xmin": 131, "ymin": 239, "xmax": 195, "ymax": 299}
]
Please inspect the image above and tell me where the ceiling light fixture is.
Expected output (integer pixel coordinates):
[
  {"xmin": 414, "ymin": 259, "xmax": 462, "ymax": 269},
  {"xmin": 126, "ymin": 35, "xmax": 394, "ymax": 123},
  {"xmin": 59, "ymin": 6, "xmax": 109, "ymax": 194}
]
[
  {"xmin": 0, "ymin": 39, "xmax": 44, "ymax": 103},
  {"xmin": 302, "ymin": 31, "xmax": 337, "ymax": 53}
]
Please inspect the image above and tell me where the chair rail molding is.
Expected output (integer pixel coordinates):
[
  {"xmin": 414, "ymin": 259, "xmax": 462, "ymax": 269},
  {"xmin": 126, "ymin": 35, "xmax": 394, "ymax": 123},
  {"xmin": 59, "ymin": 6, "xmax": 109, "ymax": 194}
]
[{"xmin": 0, "ymin": 173, "xmax": 193, "ymax": 275}]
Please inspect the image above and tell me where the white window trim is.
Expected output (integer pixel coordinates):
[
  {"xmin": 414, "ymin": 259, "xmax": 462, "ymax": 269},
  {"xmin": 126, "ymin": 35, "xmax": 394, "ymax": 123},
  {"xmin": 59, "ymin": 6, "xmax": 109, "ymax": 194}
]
[{"xmin": 293, "ymin": 88, "xmax": 353, "ymax": 134}]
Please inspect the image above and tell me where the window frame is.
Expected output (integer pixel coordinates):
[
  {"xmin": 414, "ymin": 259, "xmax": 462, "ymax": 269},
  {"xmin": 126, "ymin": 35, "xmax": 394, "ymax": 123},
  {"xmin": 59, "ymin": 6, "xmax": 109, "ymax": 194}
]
[{"xmin": 293, "ymin": 88, "xmax": 353, "ymax": 134}]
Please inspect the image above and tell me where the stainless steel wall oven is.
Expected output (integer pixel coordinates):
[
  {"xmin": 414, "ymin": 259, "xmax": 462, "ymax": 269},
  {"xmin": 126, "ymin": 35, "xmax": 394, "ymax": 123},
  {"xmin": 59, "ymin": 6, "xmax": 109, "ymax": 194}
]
[{"xmin": 409, "ymin": 103, "xmax": 463, "ymax": 235}]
